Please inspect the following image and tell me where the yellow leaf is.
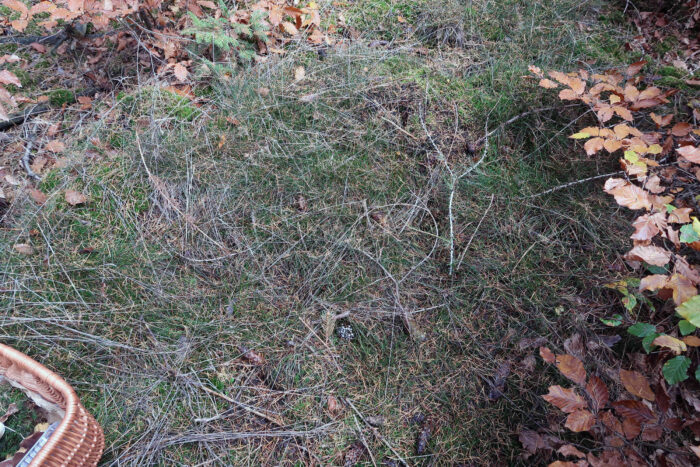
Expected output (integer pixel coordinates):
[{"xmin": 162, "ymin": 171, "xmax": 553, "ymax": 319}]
[
  {"xmin": 569, "ymin": 131, "xmax": 591, "ymax": 139},
  {"xmin": 652, "ymin": 335, "xmax": 687, "ymax": 355},
  {"xmin": 647, "ymin": 144, "xmax": 662, "ymax": 155}
]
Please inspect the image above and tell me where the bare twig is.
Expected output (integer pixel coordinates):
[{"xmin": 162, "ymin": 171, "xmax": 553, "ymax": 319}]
[{"xmin": 344, "ymin": 397, "xmax": 410, "ymax": 467}]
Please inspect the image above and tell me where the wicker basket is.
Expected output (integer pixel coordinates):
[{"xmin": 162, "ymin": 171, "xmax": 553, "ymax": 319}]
[{"xmin": 0, "ymin": 343, "xmax": 104, "ymax": 466}]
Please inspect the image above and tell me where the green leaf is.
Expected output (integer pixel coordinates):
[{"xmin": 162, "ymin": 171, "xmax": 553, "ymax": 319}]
[
  {"xmin": 645, "ymin": 264, "xmax": 668, "ymax": 275},
  {"xmin": 680, "ymin": 224, "xmax": 700, "ymax": 243},
  {"xmin": 622, "ymin": 293, "xmax": 637, "ymax": 311},
  {"xmin": 662, "ymin": 356, "xmax": 691, "ymax": 385},
  {"xmin": 696, "ymin": 367, "xmax": 700, "ymax": 383},
  {"xmin": 676, "ymin": 295, "xmax": 700, "ymax": 327},
  {"xmin": 641, "ymin": 333, "xmax": 659, "ymax": 353},
  {"xmin": 601, "ymin": 314, "xmax": 623, "ymax": 327},
  {"xmin": 679, "ymin": 319, "xmax": 697, "ymax": 336},
  {"xmin": 628, "ymin": 322, "xmax": 657, "ymax": 337}
]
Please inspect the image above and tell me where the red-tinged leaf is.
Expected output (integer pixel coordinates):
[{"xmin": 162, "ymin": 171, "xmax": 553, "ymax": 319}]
[
  {"xmin": 0, "ymin": 70, "xmax": 21, "ymax": 87},
  {"xmin": 625, "ymin": 245, "xmax": 671, "ymax": 267},
  {"xmin": 641, "ymin": 424, "xmax": 662, "ymax": 441},
  {"xmin": 583, "ymin": 137, "xmax": 604, "ymax": 155},
  {"xmin": 626, "ymin": 60, "xmax": 647, "ymax": 76},
  {"xmin": 585, "ymin": 376, "xmax": 609, "ymax": 412},
  {"xmin": 611, "ymin": 400, "xmax": 655, "ymax": 423},
  {"xmin": 619, "ymin": 369, "xmax": 655, "ymax": 401},
  {"xmin": 539, "ymin": 346, "xmax": 555, "ymax": 364},
  {"xmin": 671, "ymin": 122, "xmax": 691, "ymax": 137},
  {"xmin": 542, "ymin": 385, "xmax": 587, "ymax": 413},
  {"xmin": 622, "ymin": 417, "xmax": 641, "ymax": 439},
  {"xmin": 599, "ymin": 410, "xmax": 622, "ymax": 434},
  {"xmin": 557, "ymin": 444, "xmax": 586, "ymax": 459},
  {"xmin": 664, "ymin": 417, "xmax": 682, "ymax": 431},
  {"xmin": 565, "ymin": 410, "xmax": 595, "ymax": 432},
  {"xmin": 539, "ymin": 79, "xmax": 558, "ymax": 89},
  {"xmin": 555, "ymin": 354, "xmax": 586, "ymax": 385},
  {"xmin": 677, "ymin": 145, "xmax": 700, "ymax": 164}
]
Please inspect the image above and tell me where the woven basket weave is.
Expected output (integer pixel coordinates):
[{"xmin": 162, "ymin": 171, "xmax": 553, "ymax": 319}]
[{"xmin": 0, "ymin": 343, "xmax": 104, "ymax": 466}]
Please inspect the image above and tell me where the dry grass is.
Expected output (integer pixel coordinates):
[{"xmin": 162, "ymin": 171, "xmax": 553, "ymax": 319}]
[{"xmin": 0, "ymin": 0, "xmax": 644, "ymax": 465}]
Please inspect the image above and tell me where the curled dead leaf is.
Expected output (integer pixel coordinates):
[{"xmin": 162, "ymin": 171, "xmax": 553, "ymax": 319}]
[{"xmin": 65, "ymin": 189, "xmax": 87, "ymax": 206}]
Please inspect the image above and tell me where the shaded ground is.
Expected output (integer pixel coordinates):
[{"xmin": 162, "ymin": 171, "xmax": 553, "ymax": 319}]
[{"xmin": 0, "ymin": 0, "xmax": 673, "ymax": 464}]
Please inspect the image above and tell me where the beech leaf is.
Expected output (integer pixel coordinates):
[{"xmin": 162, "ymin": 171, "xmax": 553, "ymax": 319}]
[
  {"xmin": 542, "ymin": 385, "xmax": 587, "ymax": 413},
  {"xmin": 619, "ymin": 369, "xmax": 655, "ymax": 401}
]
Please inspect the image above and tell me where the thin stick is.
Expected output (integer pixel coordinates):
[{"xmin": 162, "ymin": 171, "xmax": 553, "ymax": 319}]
[
  {"xmin": 344, "ymin": 397, "xmax": 410, "ymax": 467},
  {"xmin": 20, "ymin": 138, "xmax": 40, "ymax": 181},
  {"xmin": 456, "ymin": 193, "xmax": 494, "ymax": 271},
  {"xmin": 526, "ymin": 171, "xmax": 623, "ymax": 198},
  {"xmin": 197, "ymin": 383, "xmax": 285, "ymax": 427}
]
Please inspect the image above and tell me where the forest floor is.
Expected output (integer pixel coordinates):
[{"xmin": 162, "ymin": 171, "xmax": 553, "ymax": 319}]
[{"xmin": 0, "ymin": 0, "xmax": 694, "ymax": 465}]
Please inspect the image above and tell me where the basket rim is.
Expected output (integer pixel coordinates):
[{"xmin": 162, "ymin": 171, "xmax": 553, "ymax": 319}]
[{"xmin": 0, "ymin": 343, "xmax": 97, "ymax": 466}]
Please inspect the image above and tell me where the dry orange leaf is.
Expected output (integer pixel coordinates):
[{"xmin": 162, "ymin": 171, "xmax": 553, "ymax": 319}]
[
  {"xmin": 65, "ymin": 189, "xmax": 87, "ymax": 206},
  {"xmin": 583, "ymin": 137, "xmax": 604, "ymax": 155},
  {"xmin": 682, "ymin": 336, "xmax": 700, "ymax": 347},
  {"xmin": 539, "ymin": 346, "xmax": 555, "ymax": 364},
  {"xmin": 603, "ymin": 178, "xmax": 651, "ymax": 210},
  {"xmin": 13, "ymin": 243, "xmax": 33, "ymax": 255},
  {"xmin": 671, "ymin": 122, "xmax": 691, "ymax": 137},
  {"xmin": 542, "ymin": 385, "xmax": 587, "ymax": 413},
  {"xmin": 585, "ymin": 376, "xmax": 609, "ymax": 412},
  {"xmin": 619, "ymin": 369, "xmax": 655, "ymax": 401},
  {"xmin": 44, "ymin": 140, "xmax": 65, "ymax": 153},
  {"xmin": 565, "ymin": 410, "xmax": 595, "ymax": 432},
  {"xmin": 539, "ymin": 78, "xmax": 558, "ymax": 89},
  {"xmin": 625, "ymin": 245, "xmax": 671, "ymax": 267},
  {"xmin": 555, "ymin": 354, "xmax": 586, "ymax": 385},
  {"xmin": 173, "ymin": 63, "xmax": 188, "ymax": 82}
]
